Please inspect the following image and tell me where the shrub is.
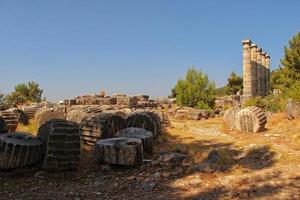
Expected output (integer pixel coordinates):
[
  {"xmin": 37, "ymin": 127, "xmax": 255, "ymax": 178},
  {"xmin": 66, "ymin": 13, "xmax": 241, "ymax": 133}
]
[
  {"xmin": 174, "ymin": 68, "xmax": 216, "ymax": 109},
  {"xmin": 244, "ymin": 95, "xmax": 286, "ymax": 112}
]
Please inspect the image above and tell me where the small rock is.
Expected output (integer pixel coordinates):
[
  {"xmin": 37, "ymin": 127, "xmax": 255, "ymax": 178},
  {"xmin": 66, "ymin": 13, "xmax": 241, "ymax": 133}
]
[
  {"xmin": 205, "ymin": 150, "xmax": 221, "ymax": 164},
  {"xmin": 96, "ymin": 192, "xmax": 102, "ymax": 196},
  {"xmin": 158, "ymin": 153, "xmax": 187, "ymax": 166},
  {"xmin": 34, "ymin": 171, "xmax": 44, "ymax": 178},
  {"xmin": 142, "ymin": 182, "xmax": 156, "ymax": 191},
  {"xmin": 153, "ymin": 172, "xmax": 160, "ymax": 181}
]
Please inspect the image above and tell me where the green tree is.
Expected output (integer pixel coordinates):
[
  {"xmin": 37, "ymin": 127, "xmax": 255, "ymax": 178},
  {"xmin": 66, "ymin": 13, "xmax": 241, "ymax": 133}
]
[
  {"xmin": 271, "ymin": 31, "xmax": 300, "ymax": 91},
  {"xmin": 4, "ymin": 81, "xmax": 43, "ymax": 106},
  {"xmin": 225, "ymin": 71, "xmax": 243, "ymax": 95},
  {"xmin": 281, "ymin": 31, "xmax": 300, "ymax": 72},
  {"xmin": 174, "ymin": 68, "xmax": 216, "ymax": 109}
]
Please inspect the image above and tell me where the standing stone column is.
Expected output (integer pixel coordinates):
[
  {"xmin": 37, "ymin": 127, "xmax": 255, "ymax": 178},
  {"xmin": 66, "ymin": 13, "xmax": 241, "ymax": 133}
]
[
  {"xmin": 250, "ymin": 44, "xmax": 258, "ymax": 96},
  {"xmin": 261, "ymin": 51, "xmax": 267, "ymax": 96},
  {"xmin": 265, "ymin": 54, "xmax": 271, "ymax": 95},
  {"xmin": 256, "ymin": 48, "xmax": 263, "ymax": 96},
  {"xmin": 242, "ymin": 39, "xmax": 252, "ymax": 101}
]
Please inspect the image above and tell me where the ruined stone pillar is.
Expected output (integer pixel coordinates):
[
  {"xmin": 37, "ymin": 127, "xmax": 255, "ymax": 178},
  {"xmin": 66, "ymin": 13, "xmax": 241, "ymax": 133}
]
[
  {"xmin": 265, "ymin": 54, "xmax": 270, "ymax": 95},
  {"xmin": 250, "ymin": 44, "xmax": 258, "ymax": 96},
  {"xmin": 242, "ymin": 39, "xmax": 252, "ymax": 100},
  {"xmin": 256, "ymin": 48, "xmax": 263, "ymax": 96},
  {"xmin": 261, "ymin": 51, "xmax": 267, "ymax": 96}
]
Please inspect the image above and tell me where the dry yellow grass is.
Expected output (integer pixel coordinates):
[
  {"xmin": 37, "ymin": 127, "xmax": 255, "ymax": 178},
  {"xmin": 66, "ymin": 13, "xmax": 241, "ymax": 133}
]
[{"xmin": 16, "ymin": 119, "xmax": 39, "ymax": 135}]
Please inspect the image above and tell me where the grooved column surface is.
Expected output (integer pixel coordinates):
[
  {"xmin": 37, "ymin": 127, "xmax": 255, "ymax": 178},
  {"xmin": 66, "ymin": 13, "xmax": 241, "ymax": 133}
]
[
  {"xmin": 265, "ymin": 55, "xmax": 270, "ymax": 96},
  {"xmin": 256, "ymin": 48, "xmax": 263, "ymax": 96},
  {"xmin": 250, "ymin": 44, "xmax": 258, "ymax": 97},
  {"xmin": 242, "ymin": 39, "xmax": 252, "ymax": 100},
  {"xmin": 261, "ymin": 52, "xmax": 267, "ymax": 96}
]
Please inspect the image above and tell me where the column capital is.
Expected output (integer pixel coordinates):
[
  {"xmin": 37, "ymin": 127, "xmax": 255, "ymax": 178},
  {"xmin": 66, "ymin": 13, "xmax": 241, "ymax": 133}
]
[
  {"xmin": 257, "ymin": 48, "xmax": 262, "ymax": 52},
  {"xmin": 250, "ymin": 43, "xmax": 257, "ymax": 48},
  {"xmin": 265, "ymin": 54, "xmax": 270, "ymax": 59},
  {"xmin": 242, "ymin": 39, "xmax": 252, "ymax": 45},
  {"xmin": 261, "ymin": 51, "xmax": 266, "ymax": 56}
]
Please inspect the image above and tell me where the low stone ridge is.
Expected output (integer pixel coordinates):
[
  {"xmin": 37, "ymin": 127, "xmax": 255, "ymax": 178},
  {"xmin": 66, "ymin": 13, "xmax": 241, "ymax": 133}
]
[
  {"xmin": 0, "ymin": 132, "xmax": 44, "ymax": 169},
  {"xmin": 127, "ymin": 112, "xmax": 158, "ymax": 137},
  {"xmin": 235, "ymin": 106, "xmax": 267, "ymax": 133},
  {"xmin": 0, "ymin": 110, "xmax": 19, "ymax": 132},
  {"xmin": 0, "ymin": 116, "xmax": 8, "ymax": 133},
  {"xmin": 95, "ymin": 137, "xmax": 143, "ymax": 166},
  {"xmin": 115, "ymin": 127, "xmax": 153, "ymax": 153},
  {"xmin": 35, "ymin": 108, "xmax": 65, "ymax": 126},
  {"xmin": 286, "ymin": 99, "xmax": 300, "ymax": 120},
  {"xmin": 223, "ymin": 107, "xmax": 241, "ymax": 130},
  {"xmin": 37, "ymin": 119, "xmax": 80, "ymax": 172},
  {"xmin": 80, "ymin": 113, "xmax": 127, "ymax": 146}
]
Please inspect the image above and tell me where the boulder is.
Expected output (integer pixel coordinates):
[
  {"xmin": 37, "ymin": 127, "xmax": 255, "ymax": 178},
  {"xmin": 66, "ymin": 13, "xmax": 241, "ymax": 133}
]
[{"xmin": 286, "ymin": 99, "xmax": 300, "ymax": 120}]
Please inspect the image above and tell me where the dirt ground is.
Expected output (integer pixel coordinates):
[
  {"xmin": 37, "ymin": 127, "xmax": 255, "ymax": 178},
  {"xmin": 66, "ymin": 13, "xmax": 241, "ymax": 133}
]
[{"xmin": 1, "ymin": 113, "xmax": 300, "ymax": 200}]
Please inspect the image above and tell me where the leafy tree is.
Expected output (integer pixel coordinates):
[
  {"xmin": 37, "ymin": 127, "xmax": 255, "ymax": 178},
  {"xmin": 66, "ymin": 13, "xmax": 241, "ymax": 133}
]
[
  {"xmin": 281, "ymin": 31, "xmax": 300, "ymax": 72},
  {"xmin": 4, "ymin": 81, "xmax": 43, "ymax": 107},
  {"xmin": 174, "ymin": 68, "xmax": 216, "ymax": 109},
  {"xmin": 271, "ymin": 31, "xmax": 300, "ymax": 92},
  {"xmin": 215, "ymin": 86, "xmax": 227, "ymax": 97},
  {"xmin": 225, "ymin": 71, "xmax": 243, "ymax": 95}
]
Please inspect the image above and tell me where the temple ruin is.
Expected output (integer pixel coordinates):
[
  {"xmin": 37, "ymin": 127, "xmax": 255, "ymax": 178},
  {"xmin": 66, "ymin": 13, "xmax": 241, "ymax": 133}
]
[{"xmin": 242, "ymin": 39, "xmax": 271, "ymax": 101}]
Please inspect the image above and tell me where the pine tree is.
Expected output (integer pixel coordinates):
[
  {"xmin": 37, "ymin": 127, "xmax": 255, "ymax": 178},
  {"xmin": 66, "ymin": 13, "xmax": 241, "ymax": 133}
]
[
  {"xmin": 174, "ymin": 68, "xmax": 216, "ymax": 109},
  {"xmin": 281, "ymin": 32, "xmax": 300, "ymax": 72},
  {"xmin": 271, "ymin": 31, "xmax": 300, "ymax": 91},
  {"xmin": 225, "ymin": 71, "xmax": 243, "ymax": 95}
]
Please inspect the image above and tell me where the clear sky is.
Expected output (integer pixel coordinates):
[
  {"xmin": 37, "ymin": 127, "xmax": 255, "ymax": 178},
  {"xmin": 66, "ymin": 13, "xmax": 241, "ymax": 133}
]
[{"xmin": 0, "ymin": 0, "xmax": 299, "ymax": 102}]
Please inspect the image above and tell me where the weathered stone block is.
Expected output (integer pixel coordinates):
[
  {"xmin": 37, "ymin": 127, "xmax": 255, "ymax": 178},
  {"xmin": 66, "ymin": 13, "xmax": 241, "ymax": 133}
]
[
  {"xmin": 235, "ymin": 106, "xmax": 267, "ymax": 133},
  {"xmin": 95, "ymin": 137, "xmax": 143, "ymax": 166},
  {"xmin": 0, "ymin": 132, "xmax": 44, "ymax": 169},
  {"xmin": 38, "ymin": 119, "xmax": 80, "ymax": 171},
  {"xmin": 115, "ymin": 127, "xmax": 153, "ymax": 153}
]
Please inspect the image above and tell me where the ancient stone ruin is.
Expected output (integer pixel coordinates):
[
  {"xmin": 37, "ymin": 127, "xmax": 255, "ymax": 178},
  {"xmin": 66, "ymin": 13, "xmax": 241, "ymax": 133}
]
[
  {"xmin": 242, "ymin": 39, "xmax": 271, "ymax": 101},
  {"xmin": 37, "ymin": 119, "xmax": 80, "ymax": 172}
]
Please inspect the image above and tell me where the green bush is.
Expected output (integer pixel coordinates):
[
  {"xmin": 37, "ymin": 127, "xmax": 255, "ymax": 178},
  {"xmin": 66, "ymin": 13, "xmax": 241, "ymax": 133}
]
[
  {"xmin": 174, "ymin": 68, "xmax": 216, "ymax": 109},
  {"xmin": 4, "ymin": 81, "xmax": 43, "ymax": 107},
  {"xmin": 244, "ymin": 95, "xmax": 286, "ymax": 112},
  {"xmin": 285, "ymin": 81, "xmax": 300, "ymax": 102}
]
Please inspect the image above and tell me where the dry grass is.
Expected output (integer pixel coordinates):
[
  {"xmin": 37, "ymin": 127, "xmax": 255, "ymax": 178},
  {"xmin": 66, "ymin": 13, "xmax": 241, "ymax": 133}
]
[{"xmin": 16, "ymin": 119, "xmax": 39, "ymax": 135}]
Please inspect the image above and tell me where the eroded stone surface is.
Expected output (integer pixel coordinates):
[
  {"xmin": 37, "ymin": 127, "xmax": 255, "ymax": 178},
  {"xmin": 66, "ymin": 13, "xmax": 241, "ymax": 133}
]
[
  {"xmin": 95, "ymin": 137, "xmax": 143, "ymax": 166},
  {"xmin": 0, "ymin": 132, "xmax": 44, "ymax": 169},
  {"xmin": 37, "ymin": 119, "xmax": 80, "ymax": 171},
  {"xmin": 115, "ymin": 127, "xmax": 153, "ymax": 153},
  {"xmin": 80, "ymin": 113, "xmax": 127, "ymax": 146},
  {"xmin": 235, "ymin": 106, "xmax": 267, "ymax": 133}
]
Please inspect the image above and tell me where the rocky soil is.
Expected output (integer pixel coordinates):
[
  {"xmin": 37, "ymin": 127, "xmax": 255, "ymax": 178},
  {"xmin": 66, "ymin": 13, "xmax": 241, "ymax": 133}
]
[{"xmin": 1, "ymin": 113, "xmax": 300, "ymax": 200}]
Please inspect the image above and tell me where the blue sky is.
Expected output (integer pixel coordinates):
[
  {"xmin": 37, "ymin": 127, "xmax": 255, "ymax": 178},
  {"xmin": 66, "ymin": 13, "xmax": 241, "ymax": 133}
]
[{"xmin": 0, "ymin": 0, "xmax": 299, "ymax": 102}]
